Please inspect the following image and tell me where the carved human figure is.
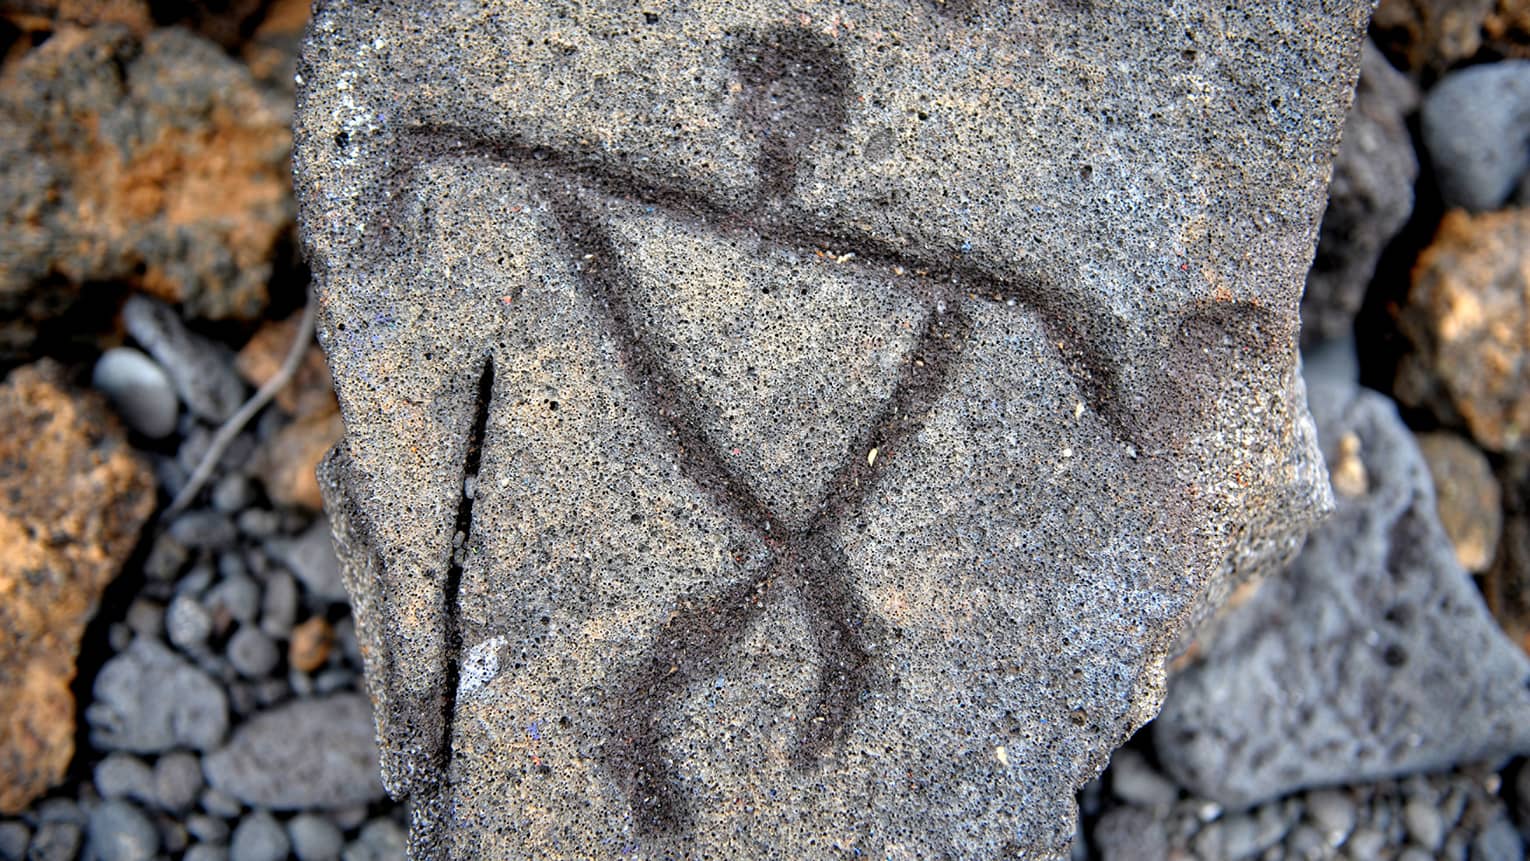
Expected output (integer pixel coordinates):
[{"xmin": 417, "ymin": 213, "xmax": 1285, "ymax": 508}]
[{"xmin": 295, "ymin": 2, "xmax": 1364, "ymax": 858}]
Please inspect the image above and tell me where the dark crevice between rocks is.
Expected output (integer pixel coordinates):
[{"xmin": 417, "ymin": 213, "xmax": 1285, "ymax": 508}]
[
  {"xmin": 66, "ymin": 518, "xmax": 161, "ymax": 788},
  {"xmin": 1354, "ymin": 108, "xmax": 1445, "ymax": 417},
  {"xmin": 439, "ymin": 357, "xmax": 494, "ymax": 776}
]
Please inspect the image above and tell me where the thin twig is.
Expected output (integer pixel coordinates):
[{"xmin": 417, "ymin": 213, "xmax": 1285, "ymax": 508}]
[{"xmin": 166, "ymin": 291, "xmax": 319, "ymax": 515}]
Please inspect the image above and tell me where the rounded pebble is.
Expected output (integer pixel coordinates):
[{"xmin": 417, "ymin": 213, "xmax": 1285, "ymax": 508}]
[
  {"xmin": 230, "ymin": 812, "xmax": 290, "ymax": 861},
  {"xmin": 85, "ymin": 799, "xmax": 159, "ymax": 861},
  {"xmin": 260, "ymin": 573, "xmax": 299, "ymax": 640},
  {"xmin": 1306, "ymin": 789, "xmax": 1356, "ymax": 846},
  {"xmin": 93, "ymin": 754, "xmax": 155, "ymax": 804},
  {"xmin": 184, "ymin": 844, "xmax": 231, "ymax": 861},
  {"xmin": 227, "ymin": 626, "xmax": 281, "ymax": 678},
  {"xmin": 211, "ymin": 473, "xmax": 256, "ymax": 514},
  {"xmin": 92, "ymin": 347, "xmax": 179, "ymax": 438},
  {"xmin": 1403, "ymin": 798, "xmax": 1444, "ymax": 851},
  {"xmin": 206, "ymin": 576, "xmax": 262, "ymax": 625},
  {"xmin": 186, "ymin": 815, "xmax": 229, "ymax": 845},
  {"xmin": 168, "ymin": 510, "xmax": 239, "ymax": 551},
  {"xmin": 166, "ymin": 595, "xmax": 215, "ymax": 652},
  {"xmin": 153, "ymin": 752, "xmax": 204, "ymax": 812},
  {"xmin": 288, "ymin": 814, "xmax": 345, "ymax": 861},
  {"xmin": 0, "ymin": 821, "xmax": 31, "ymax": 861},
  {"xmin": 27, "ymin": 821, "xmax": 81, "ymax": 861},
  {"xmin": 341, "ymin": 820, "xmax": 406, "ymax": 861}
]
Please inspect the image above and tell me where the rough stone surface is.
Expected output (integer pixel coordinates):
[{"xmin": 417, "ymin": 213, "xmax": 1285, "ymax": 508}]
[
  {"xmin": 1397, "ymin": 209, "xmax": 1530, "ymax": 454},
  {"xmin": 87, "ymin": 638, "xmax": 230, "ymax": 754},
  {"xmin": 0, "ymin": 360, "xmax": 155, "ymax": 814},
  {"xmin": 0, "ymin": 23, "xmax": 293, "ymax": 348},
  {"xmin": 1154, "ymin": 377, "xmax": 1530, "ymax": 807},
  {"xmin": 202, "ymin": 694, "xmax": 385, "ymax": 810},
  {"xmin": 296, "ymin": 2, "xmax": 1364, "ymax": 857},
  {"xmin": 1422, "ymin": 61, "xmax": 1530, "ymax": 211},
  {"xmin": 1303, "ymin": 42, "xmax": 1419, "ymax": 346},
  {"xmin": 1416, "ymin": 432, "xmax": 1502, "ymax": 573},
  {"xmin": 122, "ymin": 296, "xmax": 247, "ymax": 424}
]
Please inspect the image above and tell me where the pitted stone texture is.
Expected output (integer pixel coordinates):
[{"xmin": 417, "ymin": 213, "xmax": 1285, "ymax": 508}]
[
  {"xmin": 296, "ymin": 2, "xmax": 1362, "ymax": 858},
  {"xmin": 1154, "ymin": 379, "xmax": 1530, "ymax": 808},
  {"xmin": 0, "ymin": 360, "xmax": 155, "ymax": 813},
  {"xmin": 1302, "ymin": 42, "xmax": 1419, "ymax": 346},
  {"xmin": 0, "ymin": 23, "xmax": 292, "ymax": 355},
  {"xmin": 1397, "ymin": 209, "xmax": 1530, "ymax": 454}
]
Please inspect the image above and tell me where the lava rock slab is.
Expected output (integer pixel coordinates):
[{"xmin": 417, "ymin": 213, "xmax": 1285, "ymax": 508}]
[
  {"xmin": 0, "ymin": 360, "xmax": 155, "ymax": 813},
  {"xmin": 295, "ymin": 2, "xmax": 1365, "ymax": 857},
  {"xmin": 1154, "ymin": 377, "xmax": 1530, "ymax": 807}
]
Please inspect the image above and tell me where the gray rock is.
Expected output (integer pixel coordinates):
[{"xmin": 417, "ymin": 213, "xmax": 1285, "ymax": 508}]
[
  {"xmin": 1471, "ymin": 817, "xmax": 1524, "ymax": 861},
  {"xmin": 340, "ymin": 820, "xmax": 405, "ymax": 861},
  {"xmin": 1307, "ymin": 789, "xmax": 1357, "ymax": 847},
  {"xmin": 143, "ymin": 533, "xmax": 190, "ymax": 582},
  {"xmin": 184, "ymin": 846, "xmax": 230, "ymax": 861},
  {"xmin": 236, "ymin": 509, "xmax": 281, "ymax": 539},
  {"xmin": 1302, "ymin": 42, "xmax": 1419, "ymax": 346},
  {"xmin": 259, "ymin": 572, "xmax": 299, "ymax": 639},
  {"xmin": 226, "ymin": 626, "xmax": 281, "ymax": 678},
  {"xmin": 92, "ymin": 347, "xmax": 179, "ymax": 438},
  {"xmin": 186, "ymin": 815, "xmax": 229, "ymax": 845},
  {"xmin": 1404, "ymin": 798, "xmax": 1445, "ymax": 851},
  {"xmin": 1422, "ymin": 61, "xmax": 1530, "ymax": 212},
  {"xmin": 93, "ymin": 754, "xmax": 156, "ymax": 804},
  {"xmin": 1094, "ymin": 807, "xmax": 1167, "ymax": 861},
  {"xmin": 229, "ymin": 812, "xmax": 289, "ymax": 861},
  {"xmin": 287, "ymin": 815, "xmax": 344, "ymax": 861},
  {"xmin": 87, "ymin": 638, "xmax": 229, "ymax": 753},
  {"xmin": 33, "ymin": 800, "xmax": 83, "ymax": 826},
  {"xmin": 123, "ymin": 600, "xmax": 164, "ymax": 641},
  {"xmin": 198, "ymin": 787, "xmax": 243, "ymax": 820},
  {"xmin": 83, "ymin": 800, "xmax": 158, "ymax": 861},
  {"xmin": 203, "ymin": 694, "xmax": 384, "ymax": 810},
  {"xmin": 168, "ymin": 510, "xmax": 238, "ymax": 551},
  {"xmin": 1154, "ymin": 380, "xmax": 1530, "ymax": 807},
  {"xmin": 204, "ymin": 576, "xmax": 261, "ymax": 626},
  {"xmin": 265, "ymin": 520, "xmax": 346, "ymax": 602},
  {"xmin": 1346, "ymin": 826, "xmax": 1386, "ymax": 859},
  {"xmin": 1109, "ymin": 750, "xmax": 1180, "ymax": 809},
  {"xmin": 166, "ymin": 594, "xmax": 215, "ymax": 652},
  {"xmin": 0, "ymin": 822, "xmax": 26, "ymax": 861},
  {"xmin": 297, "ymin": 1, "xmax": 1365, "ymax": 856},
  {"xmin": 153, "ymin": 752, "xmax": 204, "ymax": 812},
  {"xmin": 211, "ymin": 474, "xmax": 256, "ymax": 515},
  {"xmin": 122, "ymin": 296, "xmax": 247, "ymax": 423},
  {"xmin": 26, "ymin": 821, "xmax": 81, "ymax": 861}
]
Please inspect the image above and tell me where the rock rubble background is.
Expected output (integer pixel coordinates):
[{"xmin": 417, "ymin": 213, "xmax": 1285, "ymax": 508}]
[{"xmin": 0, "ymin": 1, "xmax": 1528, "ymax": 859}]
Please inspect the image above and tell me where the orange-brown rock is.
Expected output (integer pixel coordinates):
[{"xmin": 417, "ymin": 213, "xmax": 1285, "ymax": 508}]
[
  {"xmin": 1398, "ymin": 209, "xmax": 1530, "ymax": 453},
  {"xmin": 237, "ymin": 310, "xmax": 342, "ymax": 510},
  {"xmin": 0, "ymin": 360, "xmax": 155, "ymax": 814},
  {"xmin": 288, "ymin": 616, "xmax": 335, "ymax": 674},
  {"xmin": 236, "ymin": 311, "xmax": 336, "ymax": 419},
  {"xmin": 1374, "ymin": 0, "xmax": 1530, "ymax": 75},
  {"xmin": 0, "ymin": 23, "xmax": 293, "ymax": 356},
  {"xmin": 257, "ymin": 410, "xmax": 343, "ymax": 511},
  {"xmin": 1417, "ymin": 431, "xmax": 1503, "ymax": 572}
]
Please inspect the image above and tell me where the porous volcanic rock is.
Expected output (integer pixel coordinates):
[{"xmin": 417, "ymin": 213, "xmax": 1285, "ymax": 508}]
[
  {"xmin": 0, "ymin": 22, "xmax": 292, "ymax": 356},
  {"xmin": 296, "ymin": 2, "xmax": 1364, "ymax": 857},
  {"xmin": 0, "ymin": 360, "xmax": 156, "ymax": 814},
  {"xmin": 1302, "ymin": 41, "xmax": 1419, "ymax": 346},
  {"xmin": 1397, "ymin": 209, "xmax": 1530, "ymax": 453},
  {"xmin": 1154, "ymin": 377, "xmax": 1530, "ymax": 807}
]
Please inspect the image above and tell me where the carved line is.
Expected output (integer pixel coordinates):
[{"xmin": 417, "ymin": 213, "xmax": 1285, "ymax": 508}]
[{"xmin": 342, "ymin": 29, "xmax": 1149, "ymax": 836}]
